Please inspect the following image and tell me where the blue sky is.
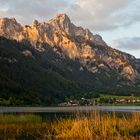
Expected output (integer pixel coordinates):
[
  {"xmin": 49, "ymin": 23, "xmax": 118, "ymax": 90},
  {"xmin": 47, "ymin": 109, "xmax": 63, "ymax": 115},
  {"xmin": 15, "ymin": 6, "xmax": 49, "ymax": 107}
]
[{"xmin": 0, "ymin": 0, "xmax": 140, "ymax": 58}]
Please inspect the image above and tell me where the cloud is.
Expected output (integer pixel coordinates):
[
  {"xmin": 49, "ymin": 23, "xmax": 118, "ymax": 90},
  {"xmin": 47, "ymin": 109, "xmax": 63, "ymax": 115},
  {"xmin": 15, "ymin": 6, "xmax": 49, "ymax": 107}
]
[
  {"xmin": 66, "ymin": 0, "xmax": 140, "ymax": 31},
  {"xmin": 113, "ymin": 37, "xmax": 140, "ymax": 50},
  {"xmin": 0, "ymin": 0, "xmax": 140, "ymax": 32},
  {"xmin": 0, "ymin": 0, "xmax": 69, "ymax": 24}
]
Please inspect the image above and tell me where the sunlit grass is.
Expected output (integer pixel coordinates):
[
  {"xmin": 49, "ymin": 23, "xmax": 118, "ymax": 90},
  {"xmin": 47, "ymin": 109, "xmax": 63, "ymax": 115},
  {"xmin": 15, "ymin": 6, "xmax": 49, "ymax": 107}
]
[
  {"xmin": 0, "ymin": 112, "xmax": 140, "ymax": 140},
  {"xmin": 52, "ymin": 112, "xmax": 140, "ymax": 140}
]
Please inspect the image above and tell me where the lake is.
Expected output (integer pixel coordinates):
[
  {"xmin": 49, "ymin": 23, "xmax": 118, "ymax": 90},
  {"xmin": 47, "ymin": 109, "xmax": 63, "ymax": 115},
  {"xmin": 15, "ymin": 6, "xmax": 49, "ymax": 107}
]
[
  {"xmin": 0, "ymin": 106, "xmax": 140, "ymax": 113},
  {"xmin": 1, "ymin": 106, "xmax": 140, "ymax": 121}
]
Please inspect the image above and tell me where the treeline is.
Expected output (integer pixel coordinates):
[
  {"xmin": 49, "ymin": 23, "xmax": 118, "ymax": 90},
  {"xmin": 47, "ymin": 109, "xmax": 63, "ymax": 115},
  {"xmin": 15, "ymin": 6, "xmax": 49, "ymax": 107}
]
[
  {"xmin": 0, "ymin": 37, "xmax": 81, "ymax": 106},
  {"xmin": 0, "ymin": 37, "xmax": 140, "ymax": 106}
]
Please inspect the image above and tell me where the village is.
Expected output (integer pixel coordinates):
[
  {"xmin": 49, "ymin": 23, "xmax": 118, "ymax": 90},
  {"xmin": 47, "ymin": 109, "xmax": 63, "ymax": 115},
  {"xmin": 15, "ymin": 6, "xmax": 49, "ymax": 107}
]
[{"xmin": 58, "ymin": 95, "xmax": 140, "ymax": 106}]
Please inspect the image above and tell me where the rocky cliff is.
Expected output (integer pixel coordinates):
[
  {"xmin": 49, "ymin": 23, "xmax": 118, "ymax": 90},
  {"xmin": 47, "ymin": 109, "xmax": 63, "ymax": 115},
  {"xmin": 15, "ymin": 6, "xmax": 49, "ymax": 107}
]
[{"xmin": 0, "ymin": 14, "xmax": 140, "ymax": 83}]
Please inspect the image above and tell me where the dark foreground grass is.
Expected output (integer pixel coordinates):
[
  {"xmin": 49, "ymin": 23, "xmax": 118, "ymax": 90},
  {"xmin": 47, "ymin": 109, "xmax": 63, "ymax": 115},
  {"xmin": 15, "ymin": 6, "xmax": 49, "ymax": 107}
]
[{"xmin": 0, "ymin": 113, "xmax": 140, "ymax": 140}]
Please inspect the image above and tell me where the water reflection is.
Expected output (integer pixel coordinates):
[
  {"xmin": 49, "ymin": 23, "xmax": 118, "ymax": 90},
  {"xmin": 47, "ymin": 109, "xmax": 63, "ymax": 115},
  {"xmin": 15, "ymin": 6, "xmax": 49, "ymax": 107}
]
[{"xmin": 0, "ymin": 106, "xmax": 140, "ymax": 121}]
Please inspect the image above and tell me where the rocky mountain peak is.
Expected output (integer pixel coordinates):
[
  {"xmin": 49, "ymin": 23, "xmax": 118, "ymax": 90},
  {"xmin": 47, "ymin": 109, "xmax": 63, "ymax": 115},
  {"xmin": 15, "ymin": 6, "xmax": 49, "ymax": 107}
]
[
  {"xmin": 0, "ymin": 17, "xmax": 23, "ymax": 40},
  {"xmin": 92, "ymin": 34, "xmax": 107, "ymax": 46},
  {"xmin": 0, "ymin": 17, "xmax": 17, "ymax": 24},
  {"xmin": 54, "ymin": 14, "xmax": 70, "ymax": 22},
  {"xmin": 48, "ymin": 14, "xmax": 71, "ymax": 25},
  {"xmin": 0, "ymin": 14, "xmax": 139, "ymax": 82},
  {"xmin": 47, "ymin": 14, "xmax": 106, "ymax": 46},
  {"xmin": 48, "ymin": 14, "xmax": 72, "ymax": 34},
  {"xmin": 32, "ymin": 19, "xmax": 39, "ymax": 27}
]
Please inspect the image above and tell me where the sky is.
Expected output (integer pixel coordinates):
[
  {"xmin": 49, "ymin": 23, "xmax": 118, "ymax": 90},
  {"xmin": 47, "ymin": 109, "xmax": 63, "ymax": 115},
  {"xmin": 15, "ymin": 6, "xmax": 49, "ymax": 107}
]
[{"xmin": 0, "ymin": 0, "xmax": 140, "ymax": 58}]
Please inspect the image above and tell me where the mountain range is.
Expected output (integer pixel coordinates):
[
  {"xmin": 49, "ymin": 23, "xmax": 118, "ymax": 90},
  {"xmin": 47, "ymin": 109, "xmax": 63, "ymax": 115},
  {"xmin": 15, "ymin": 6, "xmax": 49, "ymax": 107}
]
[{"xmin": 0, "ymin": 14, "xmax": 140, "ymax": 105}]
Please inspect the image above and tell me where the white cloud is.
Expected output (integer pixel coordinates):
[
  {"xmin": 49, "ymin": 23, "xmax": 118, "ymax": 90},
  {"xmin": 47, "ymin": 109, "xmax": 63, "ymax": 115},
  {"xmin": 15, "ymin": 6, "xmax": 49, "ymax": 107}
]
[
  {"xmin": 112, "ymin": 37, "xmax": 140, "ymax": 58},
  {"xmin": 66, "ymin": 0, "xmax": 140, "ymax": 31},
  {"xmin": 0, "ymin": 0, "xmax": 140, "ymax": 31},
  {"xmin": 113, "ymin": 37, "xmax": 140, "ymax": 50},
  {"xmin": 0, "ymin": 0, "xmax": 68, "ymax": 24}
]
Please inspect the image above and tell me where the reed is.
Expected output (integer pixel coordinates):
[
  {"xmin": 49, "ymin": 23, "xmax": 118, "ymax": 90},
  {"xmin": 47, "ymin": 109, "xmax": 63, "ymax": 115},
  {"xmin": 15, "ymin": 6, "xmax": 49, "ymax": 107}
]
[{"xmin": 0, "ymin": 112, "xmax": 140, "ymax": 140}]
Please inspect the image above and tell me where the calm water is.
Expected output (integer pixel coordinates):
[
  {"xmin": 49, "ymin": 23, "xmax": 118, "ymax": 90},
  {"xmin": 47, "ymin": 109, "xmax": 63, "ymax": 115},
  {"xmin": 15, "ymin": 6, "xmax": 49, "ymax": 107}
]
[
  {"xmin": 0, "ymin": 106, "xmax": 140, "ymax": 113},
  {"xmin": 0, "ymin": 106, "xmax": 140, "ymax": 121}
]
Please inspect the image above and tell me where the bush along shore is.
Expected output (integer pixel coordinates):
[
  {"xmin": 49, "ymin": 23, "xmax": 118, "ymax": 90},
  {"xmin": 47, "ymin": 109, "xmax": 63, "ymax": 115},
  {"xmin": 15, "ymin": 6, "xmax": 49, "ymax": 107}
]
[{"xmin": 0, "ymin": 113, "xmax": 140, "ymax": 140}]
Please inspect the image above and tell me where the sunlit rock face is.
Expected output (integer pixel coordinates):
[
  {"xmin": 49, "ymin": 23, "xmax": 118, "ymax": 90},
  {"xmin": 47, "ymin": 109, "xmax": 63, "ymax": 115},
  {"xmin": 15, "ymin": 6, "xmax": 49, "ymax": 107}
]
[
  {"xmin": 0, "ymin": 18, "xmax": 24, "ymax": 40},
  {"xmin": 0, "ymin": 14, "xmax": 139, "ymax": 81}
]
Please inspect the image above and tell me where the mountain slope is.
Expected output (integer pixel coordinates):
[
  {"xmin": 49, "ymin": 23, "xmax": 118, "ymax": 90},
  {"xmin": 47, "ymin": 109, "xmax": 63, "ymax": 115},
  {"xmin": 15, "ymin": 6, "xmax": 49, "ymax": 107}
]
[
  {"xmin": 0, "ymin": 14, "xmax": 140, "ymax": 105},
  {"xmin": 0, "ymin": 14, "xmax": 140, "ymax": 82},
  {"xmin": 0, "ymin": 37, "xmax": 81, "ymax": 105}
]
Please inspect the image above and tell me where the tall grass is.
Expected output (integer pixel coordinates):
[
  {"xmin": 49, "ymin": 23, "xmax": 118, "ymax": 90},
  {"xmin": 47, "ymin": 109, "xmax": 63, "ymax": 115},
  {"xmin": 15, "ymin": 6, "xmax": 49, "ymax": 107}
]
[
  {"xmin": 0, "ymin": 114, "xmax": 42, "ymax": 123},
  {"xmin": 52, "ymin": 112, "xmax": 140, "ymax": 140},
  {"xmin": 0, "ymin": 112, "xmax": 140, "ymax": 140}
]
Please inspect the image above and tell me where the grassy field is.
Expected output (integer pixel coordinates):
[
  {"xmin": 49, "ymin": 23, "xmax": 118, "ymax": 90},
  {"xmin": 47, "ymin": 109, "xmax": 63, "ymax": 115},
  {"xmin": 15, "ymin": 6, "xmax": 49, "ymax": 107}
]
[
  {"xmin": 97, "ymin": 94, "xmax": 140, "ymax": 106},
  {"xmin": 100, "ymin": 94, "xmax": 140, "ymax": 100},
  {"xmin": 0, "ymin": 113, "xmax": 140, "ymax": 140}
]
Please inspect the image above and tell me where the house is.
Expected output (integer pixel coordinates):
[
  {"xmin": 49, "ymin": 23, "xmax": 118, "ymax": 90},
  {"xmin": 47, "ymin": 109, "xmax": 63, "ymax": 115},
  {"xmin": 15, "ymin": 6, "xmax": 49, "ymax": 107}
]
[{"xmin": 68, "ymin": 100, "xmax": 79, "ymax": 106}]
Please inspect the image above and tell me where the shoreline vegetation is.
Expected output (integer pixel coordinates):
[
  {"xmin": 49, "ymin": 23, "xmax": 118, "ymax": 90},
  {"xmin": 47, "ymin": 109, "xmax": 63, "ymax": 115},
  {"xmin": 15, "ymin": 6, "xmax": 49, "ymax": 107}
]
[
  {"xmin": 1, "ymin": 94, "xmax": 140, "ymax": 107},
  {"xmin": 58, "ymin": 94, "xmax": 140, "ymax": 107},
  {"xmin": 0, "ymin": 112, "xmax": 140, "ymax": 140}
]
